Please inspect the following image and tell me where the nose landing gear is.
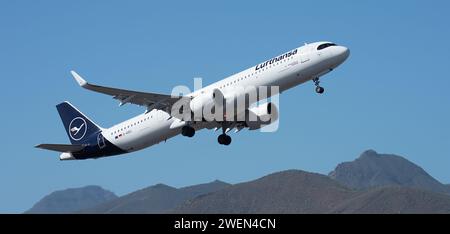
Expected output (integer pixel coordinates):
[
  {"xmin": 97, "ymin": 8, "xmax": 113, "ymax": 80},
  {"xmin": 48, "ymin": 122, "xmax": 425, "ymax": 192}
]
[
  {"xmin": 313, "ymin": 77, "xmax": 325, "ymax": 94},
  {"xmin": 315, "ymin": 86, "xmax": 325, "ymax": 94}
]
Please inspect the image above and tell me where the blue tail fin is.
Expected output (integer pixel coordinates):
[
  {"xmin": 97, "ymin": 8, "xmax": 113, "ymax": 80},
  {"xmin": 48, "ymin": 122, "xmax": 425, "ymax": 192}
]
[{"xmin": 56, "ymin": 101, "xmax": 102, "ymax": 144}]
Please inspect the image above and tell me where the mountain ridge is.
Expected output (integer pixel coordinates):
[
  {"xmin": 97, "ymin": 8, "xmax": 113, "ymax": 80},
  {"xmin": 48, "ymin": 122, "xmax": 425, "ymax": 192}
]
[
  {"xmin": 27, "ymin": 150, "xmax": 450, "ymax": 214},
  {"xmin": 79, "ymin": 180, "xmax": 230, "ymax": 213},
  {"xmin": 329, "ymin": 149, "xmax": 449, "ymax": 194},
  {"xmin": 174, "ymin": 170, "xmax": 450, "ymax": 214},
  {"xmin": 174, "ymin": 170, "xmax": 355, "ymax": 213},
  {"xmin": 26, "ymin": 185, "xmax": 117, "ymax": 214}
]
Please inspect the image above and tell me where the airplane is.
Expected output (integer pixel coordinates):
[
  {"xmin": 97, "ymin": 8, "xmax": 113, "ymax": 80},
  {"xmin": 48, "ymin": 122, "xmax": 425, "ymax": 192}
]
[{"xmin": 36, "ymin": 41, "xmax": 350, "ymax": 160}]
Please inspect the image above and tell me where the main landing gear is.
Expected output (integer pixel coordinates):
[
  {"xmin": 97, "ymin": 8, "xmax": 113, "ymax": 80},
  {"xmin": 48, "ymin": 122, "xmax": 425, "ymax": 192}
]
[
  {"xmin": 181, "ymin": 126, "xmax": 195, "ymax": 137},
  {"xmin": 313, "ymin": 77, "xmax": 325, "ymax": 94},
  {"xmin": 217, "ymin": 122, "xmax": 232, "ymax": 146},
  {"xmin": 181, "ymin": 124, "xmax": 232, "ymax": 146},
  {"xmin": 218, "ymin": 134, "xmax": 232, "ymax": 145}
]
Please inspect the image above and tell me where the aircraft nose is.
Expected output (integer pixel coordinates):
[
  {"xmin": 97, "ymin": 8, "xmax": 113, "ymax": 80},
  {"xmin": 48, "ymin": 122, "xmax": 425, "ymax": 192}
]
[{"xmin": 336, "ymin": 46, "xmax": 350, "ymax": 61}]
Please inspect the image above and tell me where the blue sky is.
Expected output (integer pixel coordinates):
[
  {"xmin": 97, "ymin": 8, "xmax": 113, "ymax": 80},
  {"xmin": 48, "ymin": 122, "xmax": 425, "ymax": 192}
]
[{"xmin": 1, "ymin": 1, "xmax": 449, "ymax": 213}]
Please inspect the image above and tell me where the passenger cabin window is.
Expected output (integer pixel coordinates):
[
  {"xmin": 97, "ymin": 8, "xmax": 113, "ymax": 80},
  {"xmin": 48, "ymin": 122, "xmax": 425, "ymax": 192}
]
[{"xmin": 317, "ymin": 43, "xmax": 337, "ymax": 50}]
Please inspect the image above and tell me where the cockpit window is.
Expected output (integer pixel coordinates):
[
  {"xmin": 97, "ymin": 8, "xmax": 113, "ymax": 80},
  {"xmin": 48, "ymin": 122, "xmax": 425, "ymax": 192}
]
[{"xmin": 317, "ymin": 43, "xmax": 337, "ymax": 50}]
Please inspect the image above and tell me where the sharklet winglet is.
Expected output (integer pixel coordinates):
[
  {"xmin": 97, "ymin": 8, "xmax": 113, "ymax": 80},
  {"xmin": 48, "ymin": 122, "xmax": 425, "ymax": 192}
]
[{"xmin": 70, "ymin": 70, "xmax": 88, "ymax": 87}]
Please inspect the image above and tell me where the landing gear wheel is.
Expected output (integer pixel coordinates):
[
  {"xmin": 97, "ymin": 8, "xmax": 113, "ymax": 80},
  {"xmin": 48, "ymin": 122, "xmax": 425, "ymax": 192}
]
[
  {"xmin": 315, "ymin": 86, "xmax": 325, "ymax": 94},
  {"xmin": 218, "ymin": 134, "xmax": 226, "ymax": 144},
  {"xmin": 181, "ymin": 126, "xmax": 195, "ymax": 137},
  {"xmin": 224, "ymin": 135, "xmax": 232, "ymax": 145},
  {"xmin": 313, "ymin": 77, "xmax": 325, "ymax": 94},
  {"xmin": 218, "ymin": 134, "xmax": 232, "ymax": 145}
]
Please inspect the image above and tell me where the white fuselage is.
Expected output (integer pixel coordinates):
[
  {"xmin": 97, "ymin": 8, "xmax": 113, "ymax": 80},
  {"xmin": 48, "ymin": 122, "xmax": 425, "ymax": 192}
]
[{"xmin": 101, "ymin": 42, "xmax": 350, "ymax": 153}]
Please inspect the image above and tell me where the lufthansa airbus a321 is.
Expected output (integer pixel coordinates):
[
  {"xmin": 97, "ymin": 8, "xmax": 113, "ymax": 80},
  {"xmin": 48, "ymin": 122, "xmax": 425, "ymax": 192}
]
[{"xmin": 36, "ymin": 42, "xmax": 350, "ymax": 160}]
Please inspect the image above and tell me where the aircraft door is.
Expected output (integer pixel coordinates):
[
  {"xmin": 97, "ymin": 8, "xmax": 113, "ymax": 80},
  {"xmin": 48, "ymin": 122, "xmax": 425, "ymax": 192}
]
[{"xmin": 97, "ymin": 133, "xmax": 106, "ymax": 149}]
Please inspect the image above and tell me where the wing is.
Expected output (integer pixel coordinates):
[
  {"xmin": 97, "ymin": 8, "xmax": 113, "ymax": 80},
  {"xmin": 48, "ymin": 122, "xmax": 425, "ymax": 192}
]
[
  {"xmin": 35, "ymin": 144, "xmax": 85, "ymax": 153},
  {"xmin": 70, "ymin": 71, "xmax": 190, "ymax": 110}
]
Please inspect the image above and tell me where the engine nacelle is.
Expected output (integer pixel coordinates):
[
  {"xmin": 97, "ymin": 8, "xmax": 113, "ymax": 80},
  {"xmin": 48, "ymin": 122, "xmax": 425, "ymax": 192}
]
[
  {"xmin": 188, "ymin": 88, "xmax": 271, "ymax": 122},
  {"xmin": 245, "ymin": 102, "xmax": 279, "ymax": 130},
  {"xmin": 189, "ymin": 89, "xmax": 238, "ymax": 121}
]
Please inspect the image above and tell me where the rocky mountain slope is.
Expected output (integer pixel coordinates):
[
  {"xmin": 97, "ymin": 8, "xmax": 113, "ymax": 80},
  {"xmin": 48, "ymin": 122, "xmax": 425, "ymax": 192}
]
[{"xmin": 26, "ymin": 185, "xmax": 117, "ymax": 213}]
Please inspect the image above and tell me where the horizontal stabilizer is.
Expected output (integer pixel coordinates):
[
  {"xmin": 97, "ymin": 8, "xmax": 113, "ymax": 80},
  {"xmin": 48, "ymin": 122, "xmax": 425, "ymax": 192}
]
[{"xmin": 35, "ymin": 144, "xmax": 85, "ymax": 153}]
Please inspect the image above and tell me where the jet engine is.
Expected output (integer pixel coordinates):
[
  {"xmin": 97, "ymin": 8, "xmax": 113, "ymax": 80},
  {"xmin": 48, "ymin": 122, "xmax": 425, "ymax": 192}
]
[{"xmin": 245, "ymin": 102, "xmax": 279, "ymax": 130}]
